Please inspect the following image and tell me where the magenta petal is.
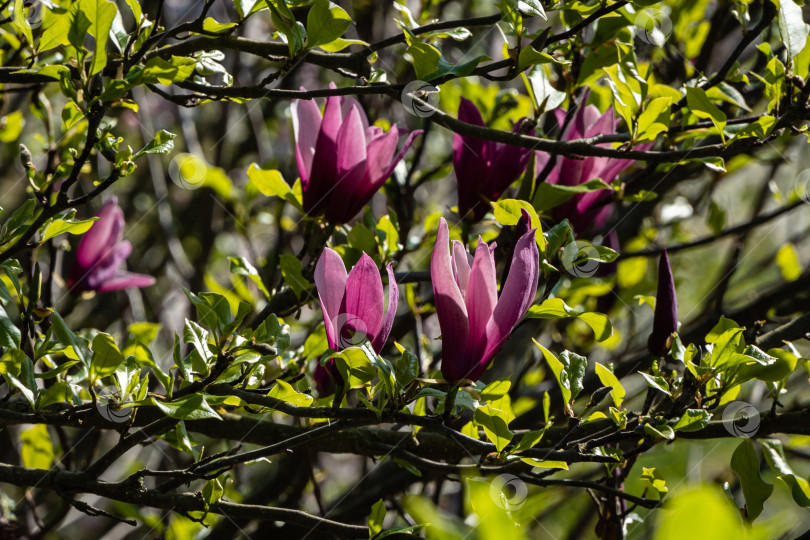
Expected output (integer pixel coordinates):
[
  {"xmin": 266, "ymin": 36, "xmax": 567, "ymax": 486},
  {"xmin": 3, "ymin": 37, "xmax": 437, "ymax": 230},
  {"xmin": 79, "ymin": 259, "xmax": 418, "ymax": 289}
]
[
  {"xmin": 291, "ymin": 98, "xmax": 322, "ymax": 186},
  {"xmin": 375, "ymin": 129, "xmax": 422, "ymax": 186},
  {"xmin": 326, "ymin": 124, "xmax": 395, "ymax": 223},
  {"xmin": 371, "ymin": 263, "xmax": 399, "ymax": 353},
  {"xmin": 340, "ymin": 253, "xmax": 384, "ymax": 346},
  {"xmin": 454, "ymin": 99, "xmax": 488, "ymax": 219},
  {"xmin": 336, "ymin": 105, "xmax": 368, "ymax": 179},
  {"xmin": 432, "ymin": 219, "xmax": 470, "ymax": 381},
  {"xmin": 76, "ymin": 198, "xmax": 123, "ymax": 268},
  {"xmin": 480, "ymin": 228, "xmax": 539, "ymax": 371},
  {"xmin": 320, "ymin": 92, "xmax": 344, "ymax": 142},
  {"xmin": 451, "ymin": 240, "xmax": 471, "ymax": 300},
  {"xmin": 314, "ymin": 248, "xmax": 348, "ymax": 350},
  {"xmin": 364, "ymin": 125, "xmax": 399, "ymax": 185},
  {"xmin": 85, "ymin": 240, "xmax": 132, "ymax": 289},
  {"xmin": 340, "ymin": 96, "xmax": 369, "ymax": 132},
  {"xmin": 457, "ymin": 97, "xmax": 486, "ymax": 127},
  {"xmin": 465, "ymin": 237, "xmax": 498, "ymax": 350},
  {"xmin": 95, "ymin": 271, "xmax": 155, "ymax": 292}
]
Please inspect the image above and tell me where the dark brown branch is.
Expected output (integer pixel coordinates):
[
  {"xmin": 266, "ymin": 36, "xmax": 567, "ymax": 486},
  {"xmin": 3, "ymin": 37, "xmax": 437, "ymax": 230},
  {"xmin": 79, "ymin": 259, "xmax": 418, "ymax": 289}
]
[
  {"xmin": 618, "ymin": 199, "xmax": 806, "ymax": 260},
  {"xmin": 0, "ymin": 463, "xmax": 369, "ymax": 537}
]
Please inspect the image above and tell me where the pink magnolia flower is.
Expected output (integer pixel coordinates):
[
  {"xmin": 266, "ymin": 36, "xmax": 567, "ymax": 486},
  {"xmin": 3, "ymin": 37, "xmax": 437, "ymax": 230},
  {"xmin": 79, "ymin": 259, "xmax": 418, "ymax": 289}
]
[
  {"xmin": 453, "ymin": 98, "xmax": 534, "ymax": 222},
  {"xmin": 67, "ymin": 198, "xmax": 155, "ymax": 293},
  {"xmin": 537, "ymin": 90, "xmax": 649, "ymax": 233},
  {"xmin": 313, "ymin": 248, "xmax": 399, "ymax": 392},
  {"xmin": 648, "ymin": 250, "xmax": 678, "ymax": 356},
  {"xmin": 291, "ymin": 83, "xmax": 422, "ymax": 223},
  {"xmin": 431, "ymin": 212, "xmax": 539, "ymax": 382}
]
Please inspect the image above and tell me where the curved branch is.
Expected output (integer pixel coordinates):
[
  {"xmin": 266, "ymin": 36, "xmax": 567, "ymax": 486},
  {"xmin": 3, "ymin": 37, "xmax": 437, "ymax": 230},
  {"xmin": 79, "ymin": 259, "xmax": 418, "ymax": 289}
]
[{"xmin": 0, "ymin": 463, "xmax": 369, "ymax": 538}]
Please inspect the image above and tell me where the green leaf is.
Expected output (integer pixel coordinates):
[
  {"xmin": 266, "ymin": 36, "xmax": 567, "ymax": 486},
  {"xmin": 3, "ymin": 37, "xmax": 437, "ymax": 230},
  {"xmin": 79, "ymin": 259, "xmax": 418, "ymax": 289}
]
[
  {"xmin": 70, "ymin": 0, "xmax": 118, "ymax": 76},
  {"xmin": 520, "ymin": 458, "xmax": 568, "ymax": 470},
  {"xmin": 424, "ymin": 55, "xmax": 487, "ymax": 81},
  {"xmin": 776, "ymin": 243, "xmax": 802, "ymax": 281},
  {"xmin": 639, "ymin": 372, "xmax": 671, "ymax": 395},
  {"xmin": 265, "ymin": 0, "xmax": 306, "ymax": 55},
  {"xmin": 279, "ymin": 254, "xmax": 311, "ymax": 298},
  {"xmin": 731, "ymin": 438, "xmax": 773, "ymax": 520},
  {"xmin": 777, "ymin": 0, "xmax": 810, "ymax": 59},
  {"xmin": 526, "ymin": 298, "xmax": 613, "ymax": 341},
  {"xmin": 0, "ymin": 303, "xmax": 21, "ymax": 349},
  {"xmin": 90, "ymin": 332, "xmax": 125, "ymax": 380},
  {"xmin": 512, "ymin": 429, "xmax": 546, "ymax": 453},
  {"xmin": 142, "ymin": 56, "xmax": 196, "ymax": 84},
  {"xmin": 318, "ymin": 37, "xmax": 368, "ymax": 52},
  {"xmin": 517, "ymin": 46, "xmax": 556, "ymax": 71},
  {"xmin": 202, "ymin": 478, "xmax": 224, "ymax": 507},
  {"xmin": 332, "ymin": 346, "xmax": 377, "ymax": 388},
  {"xmin": 473, "ymin": 406, "xmax": 514, "ymax": 452},
  {"xmin": 644, "ymin": 421, "xmax": 675, "ymax": 441},
  {"xmin": 761, "ymin": 438, "xmax": 810, "ymax": 507},
  {"xmin": 39, "ymin": 6, "xmax": 73, "ymax": 52},
  {"xmin": 594, "ymin": 363, "xmax": 625, "ymax": 408},
  {"xmin": 146, "ymin": 394, "xmax": 222, "ymax": 420},
  {"xmin": 393, "ymin": 343, "xmax": 418, "ymax": 389},
  {"xmin": 229, "ymin": 256, "xmax": 270, "ymax": 299},
  {"xmin": 517, "ymin": 0, "xmax": 546, "ymax": 18},
  {"xmin": 532, "ymin": 178, "xmax": 611, "ymax": 213},
  {"xmin": 402, "ymin": 27, "xmax": 441, "ymax": 80},
  {"xmin": 672, "ymin": 409, "xmax": 711, "ymax": 432},
  {"xmin": 641, "ymin": 467, "xmax": 668, "ymax": 494},
  {"xmin": 41, "ymin": 215, "xmax": 97, "ymax": 242},
  {"xmin": 0, "ymin": 350, "xmax": 36, "ymax": 407},
  {"xmin": 183, "ymin": 318, "xmax": 214, "ymax": 364},
  {"xmin": 368, "ymin": 499, "xmax": 386, "ymax": 538},
  {"xmin": 51, "ymin": 312, "xmax": 90, "ymax": 366},
  {"xmin": 306, "ymin": 0, "xmax": 352, "ymax": 49},
  {"xmin": 124, "ymin": 0, "xmax": 142, "ymax": 20},
  {"xmin": 267, "ymin": 379, "xmax": 313, "ymax": 407},
  {"xmin": 534, "ymin": 341, "xmax": 587, "ymax": 414},
  {"xmin": 636, "ymin": 97, "xmax": 671, "ymax": 142},
  {"xmin": 135, "ymin": 130, "xmax": 176, "ymax": 158},
  {"xmin": 12, "ymin": 0, "xmax": 33, "ymax": 45},
  {"xmin": 20, "ymin": 425, "xmax": 54, "ymax": 470},
  {"xmin": 685, "ymin": 86, "xmax": 727, "ymax": 142},
  {"xmin": 732, "ymin": 115, "xmax": 776, "ymax": 139},
  {"xmin": 202, "ymin": 17, "xmax": 237, "ymax": 34},
  {"xmin": 491, "ymin": 199, "xmax": 545, "ymax": 253}
]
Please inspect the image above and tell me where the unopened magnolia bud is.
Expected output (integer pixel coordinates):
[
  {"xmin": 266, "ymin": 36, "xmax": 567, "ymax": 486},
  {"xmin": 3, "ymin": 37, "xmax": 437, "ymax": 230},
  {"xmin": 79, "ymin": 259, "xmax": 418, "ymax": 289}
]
[{"xmin": 19, "ymin": 144, "xmax": 34, "ymax": 173}]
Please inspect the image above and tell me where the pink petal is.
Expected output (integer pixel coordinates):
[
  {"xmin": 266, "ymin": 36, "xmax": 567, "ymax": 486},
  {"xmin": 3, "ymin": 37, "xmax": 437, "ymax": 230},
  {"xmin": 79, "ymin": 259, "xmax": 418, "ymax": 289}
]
[
  {"xmin": 454, "ymin": 99, "xmax": 488, "ymax": 218},
  {"xmin": 432, "ymin": 219, "xmax": 470, "ymax": 381},
  {"xmin": 371, "ymin": 262, "xmax": 399, "ymax": 352},
  {"xmin": 466, "ymin": 237, "xmax": 498, "ymax": 350},
  {"xmin": 291, "ymin": 97, "xmax": 322, "ymax": 186},
  {"xmin": 339, "ymin": 253, "xmax": 384, "ymax": 347},
  {"xmin": 336, "ymin": 105, "xmax": 368, "ymax": 181},
  {"xmin": 480, "ymin": 227, "xmax": 539, "ymax": 371},
  {"xmin": 363, "ymin": 124, "xmax": 399, "ymax": 186},
  {"xmin": 96, "ymin": 271, "xmax": 155, "ymax": 292},
  {"xmin": 86, "ymin": 240, "xmax": 132, "ymax": 289},
  {"xmin": 451, "ymin": 240, "xmax": 471, "ymax": 300},
  {"xmin": 374, "ymin": 128, "xmax": 422, "ymax": 187},
  {"xmin": 314, "ymin": 248, "xmax": 348, "ymax": 349},
  {"xmin": 76, "ymin": 198, "xmax": 124, "ymax": 268},
  {"xmin": 341, "ymin": 96, "xmax": 369, "ymax": 132}
]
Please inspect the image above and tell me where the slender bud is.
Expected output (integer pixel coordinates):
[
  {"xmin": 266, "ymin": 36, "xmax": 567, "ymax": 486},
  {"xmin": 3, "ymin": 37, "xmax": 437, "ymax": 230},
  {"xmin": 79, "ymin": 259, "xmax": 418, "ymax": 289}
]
[{"xmin": 647, "ymin": 250, "xmax": 678, "ymax": 356}]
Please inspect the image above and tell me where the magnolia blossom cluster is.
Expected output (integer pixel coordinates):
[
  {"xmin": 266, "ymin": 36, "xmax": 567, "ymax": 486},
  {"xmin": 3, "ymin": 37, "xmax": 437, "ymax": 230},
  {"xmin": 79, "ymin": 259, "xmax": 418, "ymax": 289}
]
[
  {"xmin": 313, "ymin": 210, "xmax": 540, "ymax": 392},
  {"xmin": 68, "ymin": 86, "xmax": 680, "ymax": 394}
]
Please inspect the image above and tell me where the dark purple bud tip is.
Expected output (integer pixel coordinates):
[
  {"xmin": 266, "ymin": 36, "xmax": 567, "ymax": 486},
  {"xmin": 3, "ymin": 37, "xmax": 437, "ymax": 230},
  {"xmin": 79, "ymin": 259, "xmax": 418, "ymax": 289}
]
[{"xmin": 648, "ymin": 250, "xmax": 679, "ymax": 356}]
